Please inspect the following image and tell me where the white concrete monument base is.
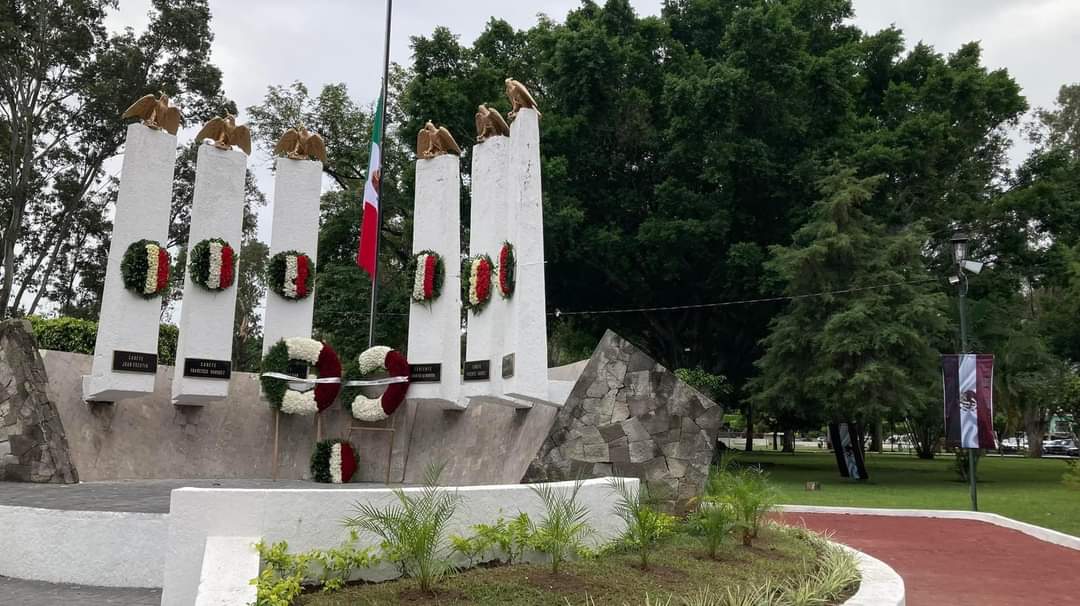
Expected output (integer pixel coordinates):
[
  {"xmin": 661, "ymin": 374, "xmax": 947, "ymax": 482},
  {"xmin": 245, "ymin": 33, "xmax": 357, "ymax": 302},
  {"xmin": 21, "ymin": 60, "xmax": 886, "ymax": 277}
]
[
  {"xmin": 172, "ymin": 144, "xmax": 247, "ymax": 406},
  {"xmin": 82, "ymin": 123, "xmax": 177, "ymax": 403}
]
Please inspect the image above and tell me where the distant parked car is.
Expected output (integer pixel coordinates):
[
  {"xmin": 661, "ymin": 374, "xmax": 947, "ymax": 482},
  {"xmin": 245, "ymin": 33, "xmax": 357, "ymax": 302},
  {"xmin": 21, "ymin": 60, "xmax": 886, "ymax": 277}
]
[
  {"xmin": 1043, "ymin": 438, "xmax": 1079, "ymax": 457},
  {"xmin": 1000, "ymin": 436, "xmax": 1027, "ymax": 453}
]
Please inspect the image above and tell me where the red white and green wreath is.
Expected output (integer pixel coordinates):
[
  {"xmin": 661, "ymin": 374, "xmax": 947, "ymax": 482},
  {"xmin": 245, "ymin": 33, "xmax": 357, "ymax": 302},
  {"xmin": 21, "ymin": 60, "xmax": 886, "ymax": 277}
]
[
  {"xmin": 497, "ymin": 241, "xmax": 515, "ymax": 299},
  {"xmin": 259, "ymin": 337, "xmax": 342, "ymax": 415},
  {"xmin": 342, "ymin": 346, "xmax": 411, "ymax": 422},
  {"xmin": 188, "ymin": 238, "xmax": 236, "ymax": 291},
  {"xmin": 463, "ymin": 253, "xmax": 494, "ymax": 313},
  {"xmin": 121, "ymin": 239, "xmax": 170, "ymax": 298},
  {"xmin": 268, "ymin": 250, "xmax": 315, "ymax": 300},
  {"xmin": 310, "ymin": 438, "xmax": 358, "ymax": 484},
  {"xmin": 410, "ymin": 250, "xmax": 445, "ymax": 303}
]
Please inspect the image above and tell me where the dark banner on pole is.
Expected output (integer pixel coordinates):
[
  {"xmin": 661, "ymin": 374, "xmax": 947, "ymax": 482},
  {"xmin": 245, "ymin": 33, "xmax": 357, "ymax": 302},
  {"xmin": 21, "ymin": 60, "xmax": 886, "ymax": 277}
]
[
  {"xmin": 942, "ymin": 354, "xmax": 996, "ymax": 450},
  {"xmin": 829, "ymin": 422, "xmax": 869, "ymax": 480}
]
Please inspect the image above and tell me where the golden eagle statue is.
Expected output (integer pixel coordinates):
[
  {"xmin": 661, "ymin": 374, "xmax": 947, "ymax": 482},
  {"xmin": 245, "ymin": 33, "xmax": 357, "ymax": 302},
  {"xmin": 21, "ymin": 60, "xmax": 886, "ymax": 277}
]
[
  {"xmin": 505, "ymin": 78, "xmax": 541, "ymax": 119},
  {"xmin": 273, "ymin": 127, "xmax": 328, "ymax": 163},
  {"xmin": 416, "ymin": 121, "xmax": 462, "ymax": 159},
  {"xmin": 475, "ymin": 104, "xmax": 510, "ymax": 143},
  {"xmin": 122, "ymin": 93, "xmax": 182, "ymax": 135},
  {"xmin": 195, "ymin": 114, "xmax": 252, "ymax": 155}
]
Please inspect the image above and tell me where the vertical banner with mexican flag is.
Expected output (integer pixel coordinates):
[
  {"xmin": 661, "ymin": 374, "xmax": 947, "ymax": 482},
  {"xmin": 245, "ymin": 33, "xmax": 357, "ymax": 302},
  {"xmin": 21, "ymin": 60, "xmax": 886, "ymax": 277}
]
[
  {"xmin": 356, "ymin": 95, "xmax": 383, "ymax": 277},
  {"xmin": 942, "ymin": 354, "xmax": 996, "ymax": 450}
]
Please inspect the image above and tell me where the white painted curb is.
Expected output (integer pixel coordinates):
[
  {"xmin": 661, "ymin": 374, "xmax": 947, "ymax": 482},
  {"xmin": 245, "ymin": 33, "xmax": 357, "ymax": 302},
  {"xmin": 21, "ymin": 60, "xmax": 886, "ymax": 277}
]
[
  {"xmin": 0, "ymin": 503, "xmax": 167, "ymax": 588},
  {"xmin": 778, "ymin": 504, "xmax": 1080, "ymax": 551},
  {"xmin": 838, "ymin": 544, "xmax": 905, "ymax": 606}
]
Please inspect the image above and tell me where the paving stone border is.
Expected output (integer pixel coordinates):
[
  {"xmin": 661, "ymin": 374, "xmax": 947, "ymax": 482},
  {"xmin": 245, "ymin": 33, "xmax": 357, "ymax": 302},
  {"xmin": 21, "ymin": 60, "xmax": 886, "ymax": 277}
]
[
  {"xmin": 0, "ymin": 320, "xmax": 77, "ymax": 483},
  {"xmin": 527, "ymin": 330, "xmax": 722, "ymax": 511}
]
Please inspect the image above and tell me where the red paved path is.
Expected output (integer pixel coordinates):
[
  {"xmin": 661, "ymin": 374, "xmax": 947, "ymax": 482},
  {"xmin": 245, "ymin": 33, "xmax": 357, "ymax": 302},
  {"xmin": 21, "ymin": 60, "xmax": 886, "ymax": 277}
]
[{"xmin": 775, "ymin": 512, "xmax": 1080, "ymax": 606}]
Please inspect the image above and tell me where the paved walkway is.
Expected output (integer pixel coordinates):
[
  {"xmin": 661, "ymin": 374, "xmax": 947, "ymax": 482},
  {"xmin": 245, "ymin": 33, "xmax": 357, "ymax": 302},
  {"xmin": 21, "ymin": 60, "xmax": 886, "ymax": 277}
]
[
  {"xmin": 0, "ymin": 576, "xmax": 161, "ymax": 606},
  {"xmin": 776, "ymin": 512, "xmax": 1080, "ymax": 606}
]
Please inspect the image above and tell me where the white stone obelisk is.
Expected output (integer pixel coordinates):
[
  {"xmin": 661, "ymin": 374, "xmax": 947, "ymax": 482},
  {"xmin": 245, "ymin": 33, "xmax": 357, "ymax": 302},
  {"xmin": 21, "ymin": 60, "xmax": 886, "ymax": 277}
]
[
  {"xmin": 262, "ymin": 158, "xmax": 322, "ymax": 354},
  {"xmin": 461, "ymin": 136, "xmax": 528, "ymax": 408},
  {"xmin": 82, "ymin": 123, "xmax": 176, "ymax": 403},
  {"xmin": 502, "ymin": 108, "xmax": 554, "ymax": 406},
  {"xmin": 407, "ymin": 154, "xmax": 463, "ymax": 409},
  {"xmin": 171, "ymin": 143, "xmax": 247, "ymax": 406}
]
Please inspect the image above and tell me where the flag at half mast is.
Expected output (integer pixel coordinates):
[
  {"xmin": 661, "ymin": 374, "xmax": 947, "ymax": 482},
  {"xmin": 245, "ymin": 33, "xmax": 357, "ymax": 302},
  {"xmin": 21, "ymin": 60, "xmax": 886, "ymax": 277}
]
[{"xmin": 357, "ymin": 95, "xmax": 383, "ymax": 277}]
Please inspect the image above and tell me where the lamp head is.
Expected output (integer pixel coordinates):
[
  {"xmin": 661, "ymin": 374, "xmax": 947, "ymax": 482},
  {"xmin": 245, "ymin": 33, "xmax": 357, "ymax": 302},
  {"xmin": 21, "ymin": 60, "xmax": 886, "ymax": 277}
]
[{"xmin": 950, "ymin": 232, "xmax": 970, "ymax": 265}]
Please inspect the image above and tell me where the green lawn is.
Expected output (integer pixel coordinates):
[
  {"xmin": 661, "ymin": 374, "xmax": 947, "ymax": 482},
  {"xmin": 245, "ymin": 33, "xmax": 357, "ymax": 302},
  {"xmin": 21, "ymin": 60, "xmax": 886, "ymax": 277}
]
[
  {"xmin": 738, "ymin": 450, "xmax": 1080, "ymax": 536},
  {"xmin": 300, "ymin": 530, "xmax": 828, "ymax": 606}
]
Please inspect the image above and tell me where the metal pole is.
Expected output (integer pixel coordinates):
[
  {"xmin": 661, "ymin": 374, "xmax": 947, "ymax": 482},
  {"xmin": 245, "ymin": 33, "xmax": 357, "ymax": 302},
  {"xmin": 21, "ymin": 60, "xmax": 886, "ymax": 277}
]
[
  {"xmin": 367, "ymin": 0, "xmax": 393, "ymax": 349},
  {"xmin": 958, "ymin": 272, "xmax": 978, "ymax": 511}
]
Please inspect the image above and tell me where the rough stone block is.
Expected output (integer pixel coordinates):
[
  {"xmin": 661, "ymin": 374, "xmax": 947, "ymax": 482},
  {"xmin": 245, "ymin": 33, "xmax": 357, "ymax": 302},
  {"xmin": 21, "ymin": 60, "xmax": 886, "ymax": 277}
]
[
  {"xmin": 608, "ymin": 437, "xmax": 629, "ymax": 463},
  {"xmin": 667, "ymin": 457, "xmax": 688, "ymax": 478},
  {"xmin": 621, "ymin": 417, "xmax": 650, "ymax": 443},
  {"xmin": 598, "ymin": 422, "xmax": 625, "ymax": 443},
  {"xmin": 629, "ymin": 439, "xmax": 657, "ymax": 463},
  {"xmin": 581, "ymin": 442, "xmax": 609, "ymax": 463}
]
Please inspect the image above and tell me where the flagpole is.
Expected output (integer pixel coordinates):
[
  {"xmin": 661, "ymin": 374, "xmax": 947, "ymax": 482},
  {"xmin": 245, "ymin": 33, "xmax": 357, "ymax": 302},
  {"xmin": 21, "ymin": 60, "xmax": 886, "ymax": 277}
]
[{"xmin": 367, "ymin": 0, "xmax": 393, "ymax": 349}]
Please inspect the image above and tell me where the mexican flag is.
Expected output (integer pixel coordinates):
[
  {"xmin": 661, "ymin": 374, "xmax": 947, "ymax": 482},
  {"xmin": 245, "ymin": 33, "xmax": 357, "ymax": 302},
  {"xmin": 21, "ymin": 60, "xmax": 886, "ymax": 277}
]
[
  {"xmin": 356, "ymin": 95, "xmax": 383, "ymax": 277},
  {"xmin": 942, "ymin": 354, "xmax": 996, "ymax": 450}
]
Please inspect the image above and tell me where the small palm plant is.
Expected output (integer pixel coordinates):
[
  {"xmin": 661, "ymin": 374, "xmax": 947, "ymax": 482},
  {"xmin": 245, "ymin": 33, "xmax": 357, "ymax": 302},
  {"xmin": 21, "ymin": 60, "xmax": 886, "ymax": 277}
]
[
  {"xmin": 688, "ymin": 470, "xmax": 738, "ymax": 559},
  {"xmin": 528, "ymin": 481, "xmax": 594, "ymax": 574},
  {"xmin": 343, "ymin": 463, "xmax": 461, "ymax": 593},
  {"xmin": 607, "ymin": 477, "xmax": 676, "ymax": 570},
  {"xmin": 721, "ymin": 465, "xmax": 778, "ymax": 547}
]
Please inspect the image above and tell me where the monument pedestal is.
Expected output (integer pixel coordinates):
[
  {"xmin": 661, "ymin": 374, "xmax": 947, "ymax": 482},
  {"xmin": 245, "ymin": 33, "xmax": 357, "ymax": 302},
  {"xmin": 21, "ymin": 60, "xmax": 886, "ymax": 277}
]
[
  {"xmin": 82, "ymin": 123, "xmax": 176, "ymax": 403},
  {"xmin": 407, "ymin": 154, "xmax": 464, "ymax": 410},
  {"xmin": 171, "ymin": 144, "xmax": 247, "ymax": 406},
  {"xmin": 262, "ymin": 158, "xmax": 322, "ymax": 353}
]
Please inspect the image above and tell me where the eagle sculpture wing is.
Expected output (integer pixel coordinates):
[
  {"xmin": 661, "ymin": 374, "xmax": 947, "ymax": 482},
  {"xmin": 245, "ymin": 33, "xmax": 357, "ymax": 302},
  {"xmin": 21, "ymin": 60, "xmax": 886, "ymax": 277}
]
[
  {"xmin": 122, "ymin": 94, "xmax": 156, "ymax": 120},
  {"xmin": 436, "ymin": 126, "xmax": 462, "ymax": 156},
  {"xmin": 488, "ymin": 107, "xmax": 510, "ymax": 137},
  {"xmin": 231, "ymin": 125, "xmax": 252, "ymax": 155},
  {"xmin": 475, "ymin": 110, "xmax": 485, "ymax": 141},
  {"xmin": 195, "ymin": 117, "xmax": 225, "ymax": 143},
  {"xmin": 274, "ymin": 129, "xmax": 299, "ymax": 156},
  {"xmin": 304, "ymin": 132, "xmax": 328, "ymax": 163},
  {"xmin": 417, "ymin": 128, "xmax": 432, "ymax": 158},
  {"xmin": 159, "ymin": 106, "xmax": 182, "ymax": 136}
]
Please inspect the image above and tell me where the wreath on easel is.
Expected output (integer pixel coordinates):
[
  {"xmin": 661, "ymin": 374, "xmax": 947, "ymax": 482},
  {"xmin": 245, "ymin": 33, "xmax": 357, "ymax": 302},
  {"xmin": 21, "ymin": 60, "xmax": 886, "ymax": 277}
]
[
  {"xmin": 259, "ymin": 337, "xmax": 342, "ymax": 415},
  {"xmin": 342, "ymin": 346, "xmax": 411, "ymax": 422}
]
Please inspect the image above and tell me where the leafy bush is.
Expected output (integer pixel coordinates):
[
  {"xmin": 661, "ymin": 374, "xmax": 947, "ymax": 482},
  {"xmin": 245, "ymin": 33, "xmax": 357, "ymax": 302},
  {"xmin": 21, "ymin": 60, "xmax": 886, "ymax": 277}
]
[
  {"xmin": 250, "ymin": 535, "xmax": 377, "ymax": 605},
  {"xmin": 472, "ymin": 513, "xmax": 532, "ymax": 564},
  {"xmin": 28, "ymin": 316, "xmax": 179, "ymax": 365},
  {"xmin": 344, "ymin": 463, "xmax": 460, "ymax": 592},
  {"xmin": 674, "ymin": 367, "xmax": 731, "ymax": 403},
  {"xmin": 449, "ymin": 533, "xmax": 490, "ymax": 568},
  {"xmin": 528, "ymin": 481, "xmax": 594, "ymax": 574},
  {"xmin": 608, "ymin": 477, "xmax": 676, "ymax": 570}
]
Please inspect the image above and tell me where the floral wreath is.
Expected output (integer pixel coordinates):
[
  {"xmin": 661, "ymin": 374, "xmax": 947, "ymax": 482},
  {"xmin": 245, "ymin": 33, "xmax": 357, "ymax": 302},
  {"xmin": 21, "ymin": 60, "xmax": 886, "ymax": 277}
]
[
  {"xmin": 343, "ymin": 346, "xmax": 411, "ymax": 422},
  {"xmin": 260, "ymin": 337, "xmax": 342, "ymax": 415},
  {"xmin": 310, "ymin": 438, "xmax": 358, "ymax": 484},
  {"xmin": 463, "ymin": 253, "xmax": 494, "ymax": 313},
  {"xmin": 410, "ymin": 250, "xmax": 445, "ymax": 303},
  {"xmin": 121, "ymin": 239, "xmax": 170, "ymax": 298},
  {"xmin": 497, "ymin": 241, "xmax": 515, "ymax": 299},
  {"xmin": 188, "ymin": 238, "xmax": 236, "ymax": 291},
  {"xmin": 268, "ymin": 250, "xmax": 315, "ymax": 300}
]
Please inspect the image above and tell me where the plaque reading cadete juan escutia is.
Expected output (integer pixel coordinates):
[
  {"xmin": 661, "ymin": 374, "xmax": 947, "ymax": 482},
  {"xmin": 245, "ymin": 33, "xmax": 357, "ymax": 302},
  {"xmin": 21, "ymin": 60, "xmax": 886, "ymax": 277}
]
[
  {"xmin": 112, "ymin": 350, "xmax": 157, "ymax": 374},
  {"xmin": 183, "ymin": 358, "xmax": 232, "ymax": 380},
  {"xmin": 409, "ymin": 363, "xmax": 442, "ymax": 383}
]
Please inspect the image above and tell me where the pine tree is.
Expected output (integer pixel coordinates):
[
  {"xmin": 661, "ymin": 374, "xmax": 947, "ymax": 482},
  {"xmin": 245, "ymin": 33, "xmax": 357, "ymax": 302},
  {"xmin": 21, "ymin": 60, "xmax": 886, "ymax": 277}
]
[{"xmin": 750, "ymin": 166, "xmax": 948, "ymax": 426}]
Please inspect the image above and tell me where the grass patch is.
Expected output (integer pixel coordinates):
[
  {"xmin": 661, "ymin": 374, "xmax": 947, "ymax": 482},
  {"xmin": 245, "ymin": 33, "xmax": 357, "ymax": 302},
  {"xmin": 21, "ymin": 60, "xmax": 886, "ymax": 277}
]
[
  {"xmin": 298, "ymin": 529, "xmax": 829, "ymax": 606},
  {"xmin": 738, "ymin": 450, "xmax": 1080, "ymax": 536}
]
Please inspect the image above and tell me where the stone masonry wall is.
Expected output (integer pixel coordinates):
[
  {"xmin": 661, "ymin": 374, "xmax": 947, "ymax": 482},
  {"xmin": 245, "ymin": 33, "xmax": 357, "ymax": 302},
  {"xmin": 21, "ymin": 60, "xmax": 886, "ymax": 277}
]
[
  {"xmin": 526, "ymin": 330, "xmax": 722, "ymax": 511},
  {"xmin": 0, "ymin": 320, "xmax": 77, "ymax": 483}
]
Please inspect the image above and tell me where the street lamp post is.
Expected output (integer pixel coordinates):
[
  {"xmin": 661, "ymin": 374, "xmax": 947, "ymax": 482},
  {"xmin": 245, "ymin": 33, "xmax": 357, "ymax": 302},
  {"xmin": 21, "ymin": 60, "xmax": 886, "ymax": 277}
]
[{"xmin": 951, "ymin": 231, "xmax": 978, "ymax": 511}]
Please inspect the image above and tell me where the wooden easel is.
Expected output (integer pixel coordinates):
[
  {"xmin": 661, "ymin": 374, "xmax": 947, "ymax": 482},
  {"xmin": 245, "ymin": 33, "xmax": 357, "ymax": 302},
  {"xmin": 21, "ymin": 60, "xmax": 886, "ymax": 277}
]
[
  {"xmin": 270, "ymin": 410, "xmax": 324, "ymax": 482},
  {"xmin": 347, "ymin": 422, "xmax": 396, "ymax": 486}
]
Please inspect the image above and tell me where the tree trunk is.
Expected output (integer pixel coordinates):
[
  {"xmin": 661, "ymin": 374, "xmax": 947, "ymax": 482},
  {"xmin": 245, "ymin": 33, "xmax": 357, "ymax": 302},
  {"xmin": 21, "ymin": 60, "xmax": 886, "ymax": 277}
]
[
  {"xmin": 772, "ymin": 431, "xmax": 778, "ymax": 450},
  {"xmin": 744, "ymin": 404, "xmax": 754, "ymax": 452},
  {"xmin": 1024, "ymin": 409, "xmax": 1047, "ymax": 458},
  {"xmin": 782, "ymin": 429, "xmax": 795, "ymax": 453},
  {"xmin": 870, "ymin": 421, "xmax": 883, "ymax": 453}
]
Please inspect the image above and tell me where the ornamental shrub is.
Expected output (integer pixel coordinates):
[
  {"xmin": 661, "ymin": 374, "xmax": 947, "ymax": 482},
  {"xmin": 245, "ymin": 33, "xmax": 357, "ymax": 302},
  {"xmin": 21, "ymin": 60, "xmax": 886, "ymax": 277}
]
[
  {"xmin": 607, "ymin": 477, "xmax": 676, "ymax": 570},
  {"xmin": 28, "ymin": 316, "xmax": 179, "ymax": 365},
  {"xmin": 707, "ymin": 461, "xmax": 778, "ymax": 547},
  {"xmin": 528, "ymin": 480, "xmax": 594, "ymax": 574}
]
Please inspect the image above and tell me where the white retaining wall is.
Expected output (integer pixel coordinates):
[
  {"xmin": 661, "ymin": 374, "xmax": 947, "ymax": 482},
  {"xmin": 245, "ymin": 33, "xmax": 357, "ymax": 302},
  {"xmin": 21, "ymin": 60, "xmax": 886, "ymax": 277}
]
[
  {"xmin": 839, "ymin": 544, "xmax": 906, "ymax": 606},
  {"xmin": 0, "ymin": 504, "xmax": 167, "ymax": 588},
  {"xmin": 163, "ymin": 477, "xmax": 636, "ymax": 606}
]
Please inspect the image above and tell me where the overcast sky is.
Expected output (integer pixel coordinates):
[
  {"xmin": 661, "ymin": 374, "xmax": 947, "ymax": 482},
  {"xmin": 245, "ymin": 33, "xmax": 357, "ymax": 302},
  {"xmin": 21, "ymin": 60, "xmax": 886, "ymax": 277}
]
[{"xmin": 103, "ymin": 0, "xmax": 1080, "ymax": 244}]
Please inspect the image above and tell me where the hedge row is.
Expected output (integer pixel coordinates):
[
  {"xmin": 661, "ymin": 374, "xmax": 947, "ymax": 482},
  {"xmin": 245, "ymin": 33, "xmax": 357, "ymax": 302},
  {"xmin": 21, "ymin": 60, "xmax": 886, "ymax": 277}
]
[{"xmin": 28, "ymin": 316, "xmax": 178, "ymax": 366}]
